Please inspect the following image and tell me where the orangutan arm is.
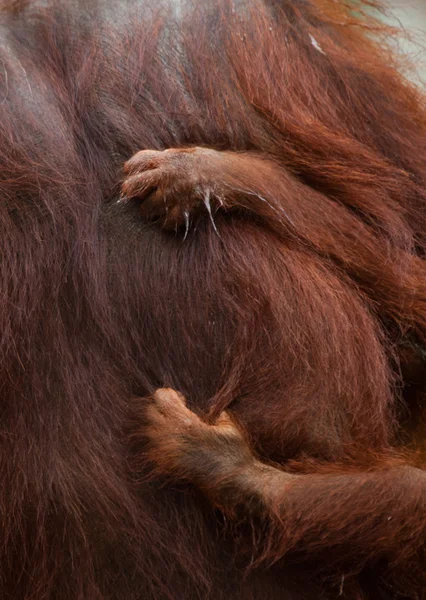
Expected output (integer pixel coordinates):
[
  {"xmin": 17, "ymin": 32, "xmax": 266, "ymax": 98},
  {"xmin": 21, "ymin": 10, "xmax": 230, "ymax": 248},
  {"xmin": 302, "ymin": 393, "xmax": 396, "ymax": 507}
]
[
  {"xmin": 138, "ymin": 388, "xmax": 426, "ymax": 580},
  {"xmin": 120, "ymin": 147, "xmax": 295, "ymax": 234}
]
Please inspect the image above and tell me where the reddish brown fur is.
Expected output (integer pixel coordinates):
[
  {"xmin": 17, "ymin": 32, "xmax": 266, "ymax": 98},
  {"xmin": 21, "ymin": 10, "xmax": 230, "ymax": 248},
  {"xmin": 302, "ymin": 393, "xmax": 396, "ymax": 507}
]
[
  {"xmin": 141, "ymin": 388, "xmax": 426, "ymax": 597},
  {"xmin": 1, "ymin": 0, "xmax": 426, "ymax": 598}
]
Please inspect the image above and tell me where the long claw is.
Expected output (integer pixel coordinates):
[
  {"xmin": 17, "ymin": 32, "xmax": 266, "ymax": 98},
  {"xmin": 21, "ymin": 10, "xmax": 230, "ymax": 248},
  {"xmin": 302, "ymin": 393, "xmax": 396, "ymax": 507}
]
[
  {"xmin": 203, "ymin": 190, "xmax": 220, "ymax": 238},
  {"xmin": 183, "ymin": 210, "xmax": 190, "ymax": 241}
]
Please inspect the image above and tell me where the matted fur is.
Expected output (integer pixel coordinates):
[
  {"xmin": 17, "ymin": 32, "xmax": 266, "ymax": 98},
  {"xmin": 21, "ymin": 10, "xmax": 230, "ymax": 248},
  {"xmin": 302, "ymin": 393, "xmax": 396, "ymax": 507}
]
[{"xmin": 0, "ymin": 0, "xmax": 425, "ymax": 598}]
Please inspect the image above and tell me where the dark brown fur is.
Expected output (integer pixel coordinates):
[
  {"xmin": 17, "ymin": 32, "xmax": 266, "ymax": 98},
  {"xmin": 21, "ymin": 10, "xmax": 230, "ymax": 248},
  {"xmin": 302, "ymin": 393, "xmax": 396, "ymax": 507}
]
[{"xmin": 1, "ymin": 0, "xmax": 426, "ymax": 598}]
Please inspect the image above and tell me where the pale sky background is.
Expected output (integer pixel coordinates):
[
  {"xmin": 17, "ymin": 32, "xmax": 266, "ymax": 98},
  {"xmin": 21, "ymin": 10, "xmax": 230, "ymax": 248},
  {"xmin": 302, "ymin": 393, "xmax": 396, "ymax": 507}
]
[{"xmin": 386, "ymin": 0, "xmax": 426, "ymax": 84}]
